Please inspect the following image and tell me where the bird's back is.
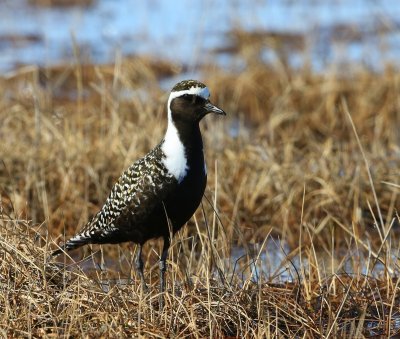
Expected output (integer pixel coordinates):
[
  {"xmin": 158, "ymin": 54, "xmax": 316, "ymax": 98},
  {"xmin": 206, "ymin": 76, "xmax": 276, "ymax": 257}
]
[
  {"xmin": 58, "ymin": 140, "xmax": 206, "ymax": 252},
  {"xmin": 59, "ymin": 145, "xmax": 172, "ymax": 249}
]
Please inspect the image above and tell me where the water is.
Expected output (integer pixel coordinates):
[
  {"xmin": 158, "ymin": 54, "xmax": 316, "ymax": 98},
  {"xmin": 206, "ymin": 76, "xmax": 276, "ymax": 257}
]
[
  {"xmin": 74, "ymin": 237, "xmax": 399, "ymax": 286},
  {"xmin": 1, "ymin": 0, "xmax": 400, "ymax": 73},
  {"xmin": 228, "ymin": 238, "xmax": 400, "ymax": 284}
]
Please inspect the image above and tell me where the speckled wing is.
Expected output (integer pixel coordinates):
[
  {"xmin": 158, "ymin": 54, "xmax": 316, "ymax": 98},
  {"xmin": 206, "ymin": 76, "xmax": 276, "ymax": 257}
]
[{"xmin": 57, "ymin": 145, "xmax": 177, "ymax": 252}]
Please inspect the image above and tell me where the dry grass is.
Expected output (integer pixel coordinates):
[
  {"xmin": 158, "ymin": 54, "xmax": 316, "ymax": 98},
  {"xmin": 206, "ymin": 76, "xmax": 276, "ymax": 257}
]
[
  {"xmin": 1, "ymin": 34, "xmax": 400, "ymax": 336},
  {"xmin": 1, "ymin": 215, "xmax": 399, "ymax": 337}
]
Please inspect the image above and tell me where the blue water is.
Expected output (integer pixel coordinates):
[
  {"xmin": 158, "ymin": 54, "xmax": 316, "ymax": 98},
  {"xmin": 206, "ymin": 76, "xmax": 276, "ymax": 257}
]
[{"xmin": 1, "ymin": 0, "xmax": 400, "ymax": 73}]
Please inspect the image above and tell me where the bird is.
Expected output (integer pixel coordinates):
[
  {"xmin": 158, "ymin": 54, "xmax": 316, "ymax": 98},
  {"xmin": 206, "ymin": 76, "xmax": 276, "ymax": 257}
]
[{"xmin": 52, "ymin": 79, "xmax": 226, "ymax": 293}]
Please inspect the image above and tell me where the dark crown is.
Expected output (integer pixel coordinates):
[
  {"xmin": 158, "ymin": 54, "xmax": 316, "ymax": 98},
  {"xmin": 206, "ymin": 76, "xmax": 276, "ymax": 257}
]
[{"xmin": 172, "ymin": 80, "xmax": 206, "ymax": 92}]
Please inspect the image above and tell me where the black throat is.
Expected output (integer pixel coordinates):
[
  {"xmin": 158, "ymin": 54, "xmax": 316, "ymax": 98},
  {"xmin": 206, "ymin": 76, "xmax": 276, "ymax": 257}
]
[{"xmin": 172, "ymin": 119, "xmax": 204, "ymax": 160}]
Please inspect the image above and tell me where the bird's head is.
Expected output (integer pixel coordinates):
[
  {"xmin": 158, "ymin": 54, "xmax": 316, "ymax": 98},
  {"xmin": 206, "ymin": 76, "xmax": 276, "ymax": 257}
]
[{"xmin": 167, "ymin": 80, "xmax": 226, "ymax": 124}]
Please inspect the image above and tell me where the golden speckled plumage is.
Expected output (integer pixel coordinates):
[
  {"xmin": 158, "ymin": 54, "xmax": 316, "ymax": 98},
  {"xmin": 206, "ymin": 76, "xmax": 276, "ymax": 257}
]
[{"xmin": 52, "ymin": 79, "xmax": 226, "ymax": 294}]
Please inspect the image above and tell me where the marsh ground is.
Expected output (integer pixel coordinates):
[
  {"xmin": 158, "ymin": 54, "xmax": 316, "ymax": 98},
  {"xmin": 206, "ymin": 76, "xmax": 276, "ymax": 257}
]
[{"xmin": 1, "ymin": 1, "xmax": 400, "ymax": 337}]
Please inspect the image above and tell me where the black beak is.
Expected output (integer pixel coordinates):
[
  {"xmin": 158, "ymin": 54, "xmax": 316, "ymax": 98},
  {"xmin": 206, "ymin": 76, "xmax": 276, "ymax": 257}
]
[{"xmin": 204, "ymin": 101, "xmax": 226, "ymax": 116}]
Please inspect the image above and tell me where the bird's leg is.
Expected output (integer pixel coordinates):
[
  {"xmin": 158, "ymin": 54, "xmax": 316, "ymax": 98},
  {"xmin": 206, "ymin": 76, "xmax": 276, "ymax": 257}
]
[
  {"xmin": 159, "ymin": 236, "xmax": 170, "ymax": 293},
  {"xmin": 135, "ymin": 244, "xmax": 147, "ymax": 292},
  {"xmin": 159, "ymin": 236, "xmax": 170, "ymax": 310}
]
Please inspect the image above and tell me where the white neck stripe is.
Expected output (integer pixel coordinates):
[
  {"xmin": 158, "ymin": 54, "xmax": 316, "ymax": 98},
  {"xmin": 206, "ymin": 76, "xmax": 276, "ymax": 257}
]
[
  {"xmin": 161, "ymin": 122, "xmax": 188, "ymax": 182},
  {"xmin": 162, "ymin": 85, "xmax": 209, "ymax": 182}
]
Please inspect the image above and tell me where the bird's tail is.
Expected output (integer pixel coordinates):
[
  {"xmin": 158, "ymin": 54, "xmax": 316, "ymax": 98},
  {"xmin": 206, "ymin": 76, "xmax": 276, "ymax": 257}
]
[{"xmin": 51, "ymin": 233, "xmax": 91, "ymax": 257}]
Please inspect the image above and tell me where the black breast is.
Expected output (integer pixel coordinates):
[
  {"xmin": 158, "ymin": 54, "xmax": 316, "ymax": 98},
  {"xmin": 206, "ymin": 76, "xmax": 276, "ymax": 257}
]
[
  {"xmin": 164, "ymin": 150, "xmax": 207, "ymax": 232},
  {"xmin": 123, "ymin": 123, "xmax": 206, "ymax": 243},
  {"xmin": 165, "ymin": 122, "xmax": 206, "ymax": 231}
]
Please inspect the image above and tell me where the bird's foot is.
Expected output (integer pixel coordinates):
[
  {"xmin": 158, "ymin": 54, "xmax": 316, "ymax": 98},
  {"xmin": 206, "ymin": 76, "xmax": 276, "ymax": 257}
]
[
  {"xmin": 158, "ymin": 293, "xmax": 165, "ymax": 312},
  {"xmin": 140, "ymin": 280, "xmax": 148, "ymax": 294}
]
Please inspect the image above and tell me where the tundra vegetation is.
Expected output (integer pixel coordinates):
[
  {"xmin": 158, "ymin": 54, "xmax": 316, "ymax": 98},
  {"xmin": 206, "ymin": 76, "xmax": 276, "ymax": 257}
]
[{"xmin": 1, "ymin": 28, "xmax": 400, "ymax": 337}]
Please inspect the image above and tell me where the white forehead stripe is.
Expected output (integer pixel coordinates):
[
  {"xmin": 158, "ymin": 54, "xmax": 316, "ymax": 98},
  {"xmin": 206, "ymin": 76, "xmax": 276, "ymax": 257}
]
[{"xmin": 169, "ymin": 86, "xmax": 210, "ymax": 102}]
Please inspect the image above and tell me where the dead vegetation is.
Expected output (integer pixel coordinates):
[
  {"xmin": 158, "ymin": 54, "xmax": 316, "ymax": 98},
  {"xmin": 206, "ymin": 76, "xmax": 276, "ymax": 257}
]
[
  {"xmin": 1, "ymin": 30, "xmax": 400, "ymax": 337},
  {"xmin": 1, "ymin": 214, "xmax": 399, "ymax": 337}
]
